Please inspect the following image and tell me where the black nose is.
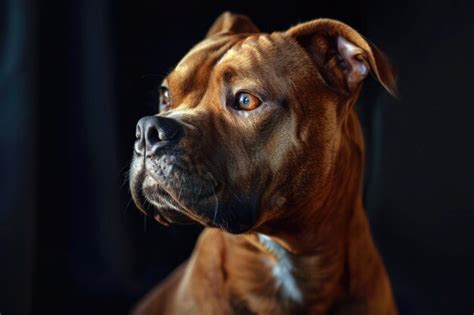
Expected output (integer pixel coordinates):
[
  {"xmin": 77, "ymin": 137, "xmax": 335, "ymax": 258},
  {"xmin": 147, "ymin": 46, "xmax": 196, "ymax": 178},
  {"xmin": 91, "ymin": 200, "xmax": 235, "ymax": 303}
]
[{"xmin": 134, "ymin": 116, "xmax": 183, "ymax": 156}]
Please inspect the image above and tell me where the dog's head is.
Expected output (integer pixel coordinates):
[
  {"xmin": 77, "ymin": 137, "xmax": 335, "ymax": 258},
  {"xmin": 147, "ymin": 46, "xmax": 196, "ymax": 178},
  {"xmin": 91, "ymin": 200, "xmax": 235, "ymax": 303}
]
[{"xmin": 129, "ymin": 12, "xmax": 396, "ymax": 234}]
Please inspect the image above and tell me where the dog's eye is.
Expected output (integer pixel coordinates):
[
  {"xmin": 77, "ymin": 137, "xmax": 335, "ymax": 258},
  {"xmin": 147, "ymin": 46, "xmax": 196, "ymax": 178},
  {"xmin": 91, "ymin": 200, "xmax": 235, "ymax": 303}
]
[
  {"xmin": 234, "ymin": 92, "xmax": 261, "ymax": 111},
  {"xmin": 159, "ymin": 86, "xmax": 171, "ymax": 112}
]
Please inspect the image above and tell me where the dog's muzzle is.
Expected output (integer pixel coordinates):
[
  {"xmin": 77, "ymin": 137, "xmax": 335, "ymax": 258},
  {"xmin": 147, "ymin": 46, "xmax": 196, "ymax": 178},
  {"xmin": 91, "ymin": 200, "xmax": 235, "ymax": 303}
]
[
  {"xmin": 129, "ymin": 114, "xmax": 259, "ymax": 233},
  {"xmin": 130, "ymin": 115, "xmax": 219, "ymax": 226},
  {"xmin": 131, "ymin": 115, "xmax": 191, "ymax": 223}
]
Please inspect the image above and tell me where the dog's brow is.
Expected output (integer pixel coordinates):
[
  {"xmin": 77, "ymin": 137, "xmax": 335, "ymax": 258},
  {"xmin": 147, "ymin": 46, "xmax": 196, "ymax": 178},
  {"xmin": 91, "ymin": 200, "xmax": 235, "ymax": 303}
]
[
  {"xmin": 166, "ymin": 37, "xmax": 246, "ymax": 100},
  {"xmin": 166, "ymin": 72, "xmax": 187, "ymax": 93},
  {"xmin": 220, "ymin": 68, "xmax": 236, "ymax": 84}
]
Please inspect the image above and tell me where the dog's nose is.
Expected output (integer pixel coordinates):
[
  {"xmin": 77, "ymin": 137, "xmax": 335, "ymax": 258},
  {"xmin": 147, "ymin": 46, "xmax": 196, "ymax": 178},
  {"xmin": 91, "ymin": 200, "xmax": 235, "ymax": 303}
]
[{"xmin": 135, "ymin": 116, "xmax": 182, "ymax": 156}]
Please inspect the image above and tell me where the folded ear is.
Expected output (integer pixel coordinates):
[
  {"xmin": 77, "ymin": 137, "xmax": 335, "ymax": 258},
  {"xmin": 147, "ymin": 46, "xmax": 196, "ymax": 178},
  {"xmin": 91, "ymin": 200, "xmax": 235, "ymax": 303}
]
[
  {"xmin": 206, "ymin": 11, "xmax": 260, "ymax": 37},
  {"xmin": 286, "ymin": 19, "xmax": 397, "ymax": 97}
]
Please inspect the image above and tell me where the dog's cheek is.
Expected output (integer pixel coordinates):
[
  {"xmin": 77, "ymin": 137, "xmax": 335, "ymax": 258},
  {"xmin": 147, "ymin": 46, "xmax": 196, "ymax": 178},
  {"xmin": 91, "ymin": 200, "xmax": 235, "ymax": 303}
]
[
  {"xmin": 265, "ymin": 124, "xmax": 336, "ymax": 209},
  {"xmin": 260, "ymin": 114, "xmax": 312, "ymax": 198}
]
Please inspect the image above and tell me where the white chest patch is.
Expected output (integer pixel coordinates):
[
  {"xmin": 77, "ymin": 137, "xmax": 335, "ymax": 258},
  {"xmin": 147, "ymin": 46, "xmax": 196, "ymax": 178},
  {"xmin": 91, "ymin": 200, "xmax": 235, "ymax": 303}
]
[{"xmin": 258, "ymin": 234, "xmax": 303, "ymax": 303}]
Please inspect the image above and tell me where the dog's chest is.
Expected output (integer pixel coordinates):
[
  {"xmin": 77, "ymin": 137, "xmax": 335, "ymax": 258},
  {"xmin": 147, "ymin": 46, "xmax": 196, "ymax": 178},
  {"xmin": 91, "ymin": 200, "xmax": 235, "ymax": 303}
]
[{"xmin": 258, "ymin": 234, "xmax": 303, "ymax": 303}]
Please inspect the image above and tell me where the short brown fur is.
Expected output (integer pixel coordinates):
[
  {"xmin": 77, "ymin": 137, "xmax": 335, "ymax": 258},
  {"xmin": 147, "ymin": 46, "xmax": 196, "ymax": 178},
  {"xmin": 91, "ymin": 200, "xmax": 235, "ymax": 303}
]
[{"xmin": 130, "ymin": 12, "xmax": 398, "ymax": 315}]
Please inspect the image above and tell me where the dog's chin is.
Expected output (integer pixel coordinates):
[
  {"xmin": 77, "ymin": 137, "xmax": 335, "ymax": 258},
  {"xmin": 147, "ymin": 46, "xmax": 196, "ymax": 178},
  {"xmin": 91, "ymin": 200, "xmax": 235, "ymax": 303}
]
[
  {"xmin": 140, "ymin": 178, "xmax": 196, "ymax": 225},
  {"xmin": 133, "ymin": 177, "xmax": 259, "ymax": 234},
  {"xmin": 146, "ymin": 198, "xmax": 196, "ymax": 226}
]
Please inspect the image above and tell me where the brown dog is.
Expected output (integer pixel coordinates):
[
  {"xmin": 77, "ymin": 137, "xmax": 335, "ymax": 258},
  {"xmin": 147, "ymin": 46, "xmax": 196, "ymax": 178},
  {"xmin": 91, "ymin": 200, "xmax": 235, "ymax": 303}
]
[{"xmin": 129, "ymin": 12, "xmax": 398, "ymax": 315}]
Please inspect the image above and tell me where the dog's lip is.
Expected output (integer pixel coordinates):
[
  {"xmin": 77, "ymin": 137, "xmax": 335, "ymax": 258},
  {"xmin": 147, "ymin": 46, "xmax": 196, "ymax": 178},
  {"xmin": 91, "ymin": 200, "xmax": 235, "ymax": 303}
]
[
  {"xmin": 140, "ymin": 181, "xmax": 189, "ymax": 225},
  {"xmin": 144, "ymin": 161, "xmax": 222, "ymax": 202},
  {"xmin": 154, "ymin": 214, "xmax": 172, "ymax": 225},
  {"xmin": 131, "ymin": 153, "xmax": 223, "ymax": 225},
  {"xmin": 140, "ymin": 172, "xmax": 221, "ymax": 226}
]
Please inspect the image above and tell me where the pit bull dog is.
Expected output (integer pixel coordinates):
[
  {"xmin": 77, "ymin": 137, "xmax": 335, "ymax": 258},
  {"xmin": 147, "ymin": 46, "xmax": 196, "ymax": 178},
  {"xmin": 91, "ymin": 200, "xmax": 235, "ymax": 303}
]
[{"xmin": 129, "ymin": 12, "xmax": 398, "ymax": 315}]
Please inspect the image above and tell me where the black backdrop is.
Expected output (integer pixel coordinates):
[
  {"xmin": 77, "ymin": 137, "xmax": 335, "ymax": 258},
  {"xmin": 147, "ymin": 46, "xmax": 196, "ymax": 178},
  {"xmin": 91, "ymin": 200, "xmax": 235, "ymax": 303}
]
[{"xmin": 1, "ymin": 0, "xmax": 473, "ymax": 314}]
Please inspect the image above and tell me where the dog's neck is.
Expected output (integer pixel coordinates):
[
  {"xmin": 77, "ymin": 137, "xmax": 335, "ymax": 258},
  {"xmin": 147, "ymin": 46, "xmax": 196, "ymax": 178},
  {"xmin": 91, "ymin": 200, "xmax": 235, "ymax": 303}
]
[
  {"xmin": 231, "ymin": 110, "xmax": 391, "ymax": 313},
  {"xmin": 252, "ymin": 198, "xmax": 378, "ymax": 308}
]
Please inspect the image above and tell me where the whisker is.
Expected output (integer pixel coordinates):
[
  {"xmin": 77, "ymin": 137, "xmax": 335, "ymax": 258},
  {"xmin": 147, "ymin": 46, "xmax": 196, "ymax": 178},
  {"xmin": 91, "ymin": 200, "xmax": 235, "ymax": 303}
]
[
  {"xmin": 120, "ymin": 159, "xmax": 133, "ymax": 189},
  {"xmin": 195, "ymin": 176, "xmax": 203, "ymax": 204},
  {"xmin": 230, "ymin": 190, "xmax": 242, "ymax": 202},
  {"xmin": 121, "ymin": 172, "xmax": 131, "ymax": 189},
  {"xmin": 177, "ymin": 175, "xmax": 185, "ymax": 202},
  {"xmin": 119, "ymin": 159, "xmax": 132, "ymax": 174},
  {"xmin": 212, "ymin": 186, "xmax": 219, "ymax": 224},
  {"xmin": 206, "ymin": 171, "xmax": 220, "ymax": 225},
  {"xmin": 123, "ymin": 197, "xmax": 133, "ymax": 216}
]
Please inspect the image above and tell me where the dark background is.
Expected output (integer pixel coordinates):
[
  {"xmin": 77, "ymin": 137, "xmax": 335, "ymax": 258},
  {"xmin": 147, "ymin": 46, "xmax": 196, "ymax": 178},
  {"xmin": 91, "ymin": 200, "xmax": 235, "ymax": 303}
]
[{"xmin": 1, "ymin": 0, "xmax": 473, "ymax": 314}]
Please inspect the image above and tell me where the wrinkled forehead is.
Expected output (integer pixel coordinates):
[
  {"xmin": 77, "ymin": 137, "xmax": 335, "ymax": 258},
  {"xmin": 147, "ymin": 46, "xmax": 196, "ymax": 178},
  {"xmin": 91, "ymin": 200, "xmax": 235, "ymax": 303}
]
[
  {"xmin": 172, "ymin": 36, "xmax": 241, "ymax": 79},
  {"xmin": 167, "ymin": 32, "xmax": 299, "ymax": 96}
]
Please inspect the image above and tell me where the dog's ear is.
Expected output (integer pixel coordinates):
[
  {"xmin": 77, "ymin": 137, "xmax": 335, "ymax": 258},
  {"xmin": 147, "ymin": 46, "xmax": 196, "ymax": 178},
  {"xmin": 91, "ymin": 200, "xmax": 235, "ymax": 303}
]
[
  {"xmin": 206, "ymin": 11, "xmax": 260, "ymax": 37},
  {"xmin": 286, "ymin": 19, "xmax": 397, "ymax": 97}
]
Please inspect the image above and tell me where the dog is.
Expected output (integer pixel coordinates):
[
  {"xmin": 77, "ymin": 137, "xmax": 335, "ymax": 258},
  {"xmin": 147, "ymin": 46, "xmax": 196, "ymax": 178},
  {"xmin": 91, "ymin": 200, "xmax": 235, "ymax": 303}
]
[{"xmin": 129, "ymin": 11, "xmax": 398, "ymax": 315}]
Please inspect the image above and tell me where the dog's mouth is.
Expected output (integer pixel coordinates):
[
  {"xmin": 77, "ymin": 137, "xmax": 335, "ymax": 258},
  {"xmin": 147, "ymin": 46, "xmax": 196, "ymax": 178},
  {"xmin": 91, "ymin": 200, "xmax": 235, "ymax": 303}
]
[
  {"xmin": 139, "ymin": 177, "xmax": 194, "ymax": 226},
  {"xmin": 129, "ymin": 152, "xmax": 260, "ymax": 234},
  {"xmin": 130, "ymin": 153, "xmax": 222, "ymax": 226}
]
